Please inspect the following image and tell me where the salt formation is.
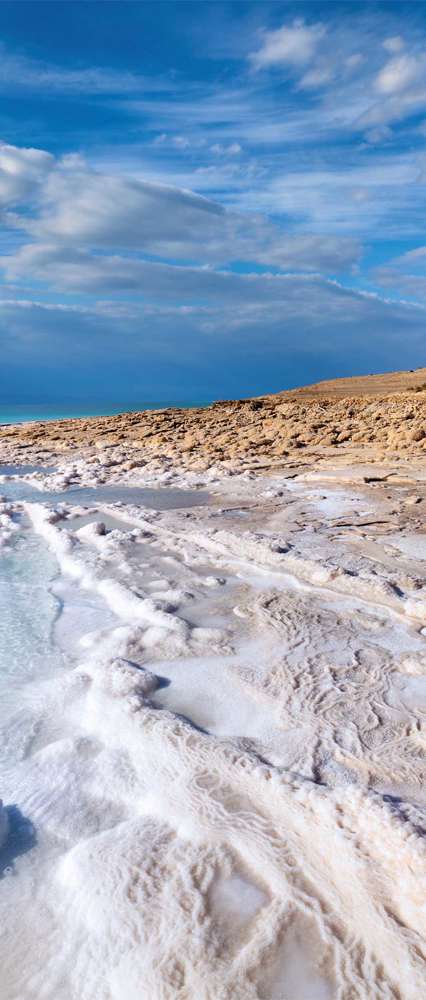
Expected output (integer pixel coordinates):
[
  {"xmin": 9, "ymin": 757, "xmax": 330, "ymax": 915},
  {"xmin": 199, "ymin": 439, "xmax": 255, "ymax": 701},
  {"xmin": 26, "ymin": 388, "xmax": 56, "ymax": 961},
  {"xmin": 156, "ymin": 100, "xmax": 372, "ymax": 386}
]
[{"xmin": 0, "ymin": 453, "xmax": 425, "ymax": 1000}]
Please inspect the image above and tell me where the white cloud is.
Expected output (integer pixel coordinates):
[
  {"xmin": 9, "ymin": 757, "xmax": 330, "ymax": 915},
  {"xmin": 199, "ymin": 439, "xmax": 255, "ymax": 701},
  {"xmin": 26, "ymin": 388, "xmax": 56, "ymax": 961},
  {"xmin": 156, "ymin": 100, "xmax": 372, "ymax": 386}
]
[
  {"xmin": 1, "ymin": 247, "xmax": 424, "ymax": 333},
  {"xmin": 383, "ymin": 36, "xmax": 405, "ymax": 54},
  {"xmin": 234, "ymin": 154, "xmax": 426, "ymax": 240},
  {"xmin": 346, "ymin": 53, "xmax": 364, "ymax": 70},
  {"xmin": 360, "ymin": 46, "xmax": 426, "ymax": 128},
  {"xmin": 376, "ymin": 53, "xmax": 422, "ymax": 94},
  {"xmin": 27, "ymin": 165, "xmax": 227, "ymax": 254},
  {"xmin": 0, "ymin": 42, "xmax": 164, "ymax": 95},
  {"xmin": 299, "ymin": 66, "xmax": 333, "ymax": 90},
  {"xmin": 397, "ymin": 245, "xmax": 426, "ymax": 263},
  {"xmin": 374, "ymin": 244, "xmax": 426, "ymax": 300},
  {"xmin": 1, "ymin": 142, "xmax": 359, "ymax": 272},
  {"xmin": 172, "ymin": 136, "xmax": 191, "ymax": 150},
  {"xmin": 0, "ymin": 141, "xmax": 54, "ymax": 205},
  {"xmin": 250, "ymin": 20, "xmax": 325, "ymax": 70},
  {"xmin": 0, "ymin": 243, "xmax": 361, "ymax": 298},
  {"xmin": 363, "ymin": 124, "xmax": 393, "ymax": 144},
  {"xmin": 210, "ymin": 142, "xmax": 242, "ymax": 155},
  {"xmin": 357, "ymin": 87, "xmax": 426, "ymax": 128},
  {"xmin": 113, "ymin": 29, "xmax": 426, "ymax": 156},
  {"xmin": 0, "ymin": 297, "xmax": 117, "ymax": 315}
]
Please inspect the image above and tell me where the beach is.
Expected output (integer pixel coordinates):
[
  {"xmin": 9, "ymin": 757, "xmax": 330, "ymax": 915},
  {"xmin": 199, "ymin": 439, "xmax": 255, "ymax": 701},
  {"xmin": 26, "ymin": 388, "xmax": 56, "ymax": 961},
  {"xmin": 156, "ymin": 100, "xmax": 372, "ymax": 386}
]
[{"xmin": 0, "ymin": 370, "xmax": 426, "ymax": 999}]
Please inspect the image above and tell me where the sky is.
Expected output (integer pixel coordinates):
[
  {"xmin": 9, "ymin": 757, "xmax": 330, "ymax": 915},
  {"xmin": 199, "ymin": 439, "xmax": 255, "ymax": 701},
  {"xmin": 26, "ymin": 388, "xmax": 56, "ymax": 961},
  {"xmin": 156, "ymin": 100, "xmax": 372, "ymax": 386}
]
[{"xmin": 0, "ymin": 0, "xmax": 426, "ymax": 406}]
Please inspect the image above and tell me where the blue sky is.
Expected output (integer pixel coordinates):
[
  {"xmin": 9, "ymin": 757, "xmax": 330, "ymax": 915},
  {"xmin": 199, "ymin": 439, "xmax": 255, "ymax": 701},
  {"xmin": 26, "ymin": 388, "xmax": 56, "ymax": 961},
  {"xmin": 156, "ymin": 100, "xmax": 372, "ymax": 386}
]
[{"xmin": 0, "ymin": 1, "xmax": 425, "ymax": 405}]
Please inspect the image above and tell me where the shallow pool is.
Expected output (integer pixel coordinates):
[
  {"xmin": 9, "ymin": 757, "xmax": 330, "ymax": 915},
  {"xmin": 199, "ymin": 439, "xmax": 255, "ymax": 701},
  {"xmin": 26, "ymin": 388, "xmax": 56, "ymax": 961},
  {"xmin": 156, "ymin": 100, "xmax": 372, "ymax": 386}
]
[{"xmin": 0, "ymin": 479, "xmax": 211, "ymax": 509}]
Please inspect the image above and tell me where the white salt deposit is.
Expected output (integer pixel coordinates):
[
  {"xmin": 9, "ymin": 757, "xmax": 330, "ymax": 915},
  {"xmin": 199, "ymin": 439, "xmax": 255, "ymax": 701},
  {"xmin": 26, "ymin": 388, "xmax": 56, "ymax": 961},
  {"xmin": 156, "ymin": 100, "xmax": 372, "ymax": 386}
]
[
  {"xmin": 385, "ymin": 531, "xmax": 426, "ymax": 561},
  {"xmin": 0, "ymin": 461, "xmax": 425, "ymax": 999}
]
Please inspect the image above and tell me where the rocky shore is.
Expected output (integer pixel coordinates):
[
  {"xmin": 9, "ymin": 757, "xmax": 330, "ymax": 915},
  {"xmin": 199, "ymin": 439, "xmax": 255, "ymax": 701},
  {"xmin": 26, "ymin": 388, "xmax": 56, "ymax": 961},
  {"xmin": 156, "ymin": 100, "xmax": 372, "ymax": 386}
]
[{"xmin": 1, "ymin": 368, "xmax": 425, "ymax": 475}]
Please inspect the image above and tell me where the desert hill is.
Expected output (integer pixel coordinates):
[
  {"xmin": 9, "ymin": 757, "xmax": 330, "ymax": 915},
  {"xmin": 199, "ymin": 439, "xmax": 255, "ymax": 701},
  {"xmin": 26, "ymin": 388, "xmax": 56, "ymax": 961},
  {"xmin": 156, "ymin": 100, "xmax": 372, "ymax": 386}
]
[{"xmin": 278, "ymin": 367, "xmax": 426, "ymax": 399}]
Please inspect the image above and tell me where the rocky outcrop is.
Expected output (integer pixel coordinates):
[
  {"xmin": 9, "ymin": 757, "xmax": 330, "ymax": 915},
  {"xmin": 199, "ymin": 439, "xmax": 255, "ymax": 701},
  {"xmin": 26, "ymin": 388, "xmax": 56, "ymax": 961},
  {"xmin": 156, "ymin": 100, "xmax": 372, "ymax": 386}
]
[{"xmin": 1, "ymin": 369, "xmax": 425, "ymax": 471}]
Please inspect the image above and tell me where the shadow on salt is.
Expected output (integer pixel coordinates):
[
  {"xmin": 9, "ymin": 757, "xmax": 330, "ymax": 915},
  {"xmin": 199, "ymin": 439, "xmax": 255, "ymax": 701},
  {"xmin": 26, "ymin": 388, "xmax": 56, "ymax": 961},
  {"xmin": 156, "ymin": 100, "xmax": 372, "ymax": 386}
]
[{"xmin": 0, "ymin": 805, "xmax": 36, "ymax": 879}]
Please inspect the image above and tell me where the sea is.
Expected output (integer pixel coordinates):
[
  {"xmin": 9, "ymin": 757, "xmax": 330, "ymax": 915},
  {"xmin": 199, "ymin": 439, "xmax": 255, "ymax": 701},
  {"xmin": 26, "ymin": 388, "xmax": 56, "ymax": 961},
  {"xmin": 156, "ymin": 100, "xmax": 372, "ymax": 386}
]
[{"xmin": 0, "ymin": 400, "xmax": 209, "ymax": 425}]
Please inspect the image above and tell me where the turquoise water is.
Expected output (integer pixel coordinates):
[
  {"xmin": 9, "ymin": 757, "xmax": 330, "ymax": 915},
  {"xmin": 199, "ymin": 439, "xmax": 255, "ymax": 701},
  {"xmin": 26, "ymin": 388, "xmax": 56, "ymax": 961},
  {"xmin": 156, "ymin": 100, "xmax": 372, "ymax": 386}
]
[
  {"xmin": 0, "ymin": 475, "xmax": 211, "ymax": 508},
  {"xmin": 0, "ymin": 400, "xmax": 210, "ymax": 425}
]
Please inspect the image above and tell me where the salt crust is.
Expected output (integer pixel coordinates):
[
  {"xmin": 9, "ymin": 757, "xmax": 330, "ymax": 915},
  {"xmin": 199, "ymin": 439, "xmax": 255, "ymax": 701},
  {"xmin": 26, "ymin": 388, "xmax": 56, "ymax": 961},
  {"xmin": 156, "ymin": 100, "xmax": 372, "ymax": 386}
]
[{"xmin": 0, "ymin": 453, "xmax": 426, "ymax": 1000}]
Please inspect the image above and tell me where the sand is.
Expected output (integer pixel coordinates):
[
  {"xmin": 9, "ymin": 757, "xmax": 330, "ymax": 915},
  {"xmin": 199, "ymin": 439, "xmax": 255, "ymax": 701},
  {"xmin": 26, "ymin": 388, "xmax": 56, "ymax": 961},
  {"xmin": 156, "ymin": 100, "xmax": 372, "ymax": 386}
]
[{"xmin": 0, "ymin": 368, "xmax": 425, "ymax": 1000}]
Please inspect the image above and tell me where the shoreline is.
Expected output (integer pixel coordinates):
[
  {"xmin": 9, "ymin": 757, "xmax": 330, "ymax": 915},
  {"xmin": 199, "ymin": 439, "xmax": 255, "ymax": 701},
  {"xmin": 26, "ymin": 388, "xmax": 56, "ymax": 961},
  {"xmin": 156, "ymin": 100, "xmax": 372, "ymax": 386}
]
[{"xmin": 0, "ymin": 398, "xmax": 211, "ymax": 428}]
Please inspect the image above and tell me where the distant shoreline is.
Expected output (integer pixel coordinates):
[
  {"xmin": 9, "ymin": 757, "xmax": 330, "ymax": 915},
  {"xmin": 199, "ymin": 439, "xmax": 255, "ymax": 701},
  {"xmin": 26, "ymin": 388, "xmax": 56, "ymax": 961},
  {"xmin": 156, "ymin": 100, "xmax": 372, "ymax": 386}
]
[{"xmin": 0, "ymin": 400, "xmax": 210, "ymax": 427}]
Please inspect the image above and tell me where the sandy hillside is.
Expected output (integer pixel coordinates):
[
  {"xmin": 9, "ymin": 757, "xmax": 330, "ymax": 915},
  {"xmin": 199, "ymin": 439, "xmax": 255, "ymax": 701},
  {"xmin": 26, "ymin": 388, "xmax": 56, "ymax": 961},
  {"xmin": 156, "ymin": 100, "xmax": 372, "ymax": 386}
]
[{"xmin": 281, "ymin": 366, "xmax": 426, "ymax": 398}]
